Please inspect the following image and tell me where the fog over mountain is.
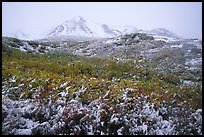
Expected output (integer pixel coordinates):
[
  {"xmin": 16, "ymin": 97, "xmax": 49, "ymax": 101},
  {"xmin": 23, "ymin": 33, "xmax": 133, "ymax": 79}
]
[
  {"xmin": 2, "ymin": 2, "xmax": 202, "ymax": 40},
  {"xmin": 42, "ymin": 16, "xmax": 184, "ymax": 42}
]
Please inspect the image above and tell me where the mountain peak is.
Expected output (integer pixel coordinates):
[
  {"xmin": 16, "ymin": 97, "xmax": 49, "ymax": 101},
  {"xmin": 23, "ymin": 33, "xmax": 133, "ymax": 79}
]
[
  {"xmin": 45, "ymin": 17, "xmax": 121, "ymax": 39},
  {"xmin": 152, "ymin": 28, "xmax": 169, "ymax": 31},
  {"xmin": 75, "ymin": 16, "xmax": 85, "ymax": 22},
  {"xmin": 64, "ymin": 16, "xmax": 86, "ymax": 23}
]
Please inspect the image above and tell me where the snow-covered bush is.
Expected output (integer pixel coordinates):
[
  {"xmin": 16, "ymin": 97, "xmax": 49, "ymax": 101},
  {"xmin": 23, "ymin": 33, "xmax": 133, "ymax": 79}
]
[{"xmin": 2, "ymin": 90, "xmax": 202, "ymax": 135}]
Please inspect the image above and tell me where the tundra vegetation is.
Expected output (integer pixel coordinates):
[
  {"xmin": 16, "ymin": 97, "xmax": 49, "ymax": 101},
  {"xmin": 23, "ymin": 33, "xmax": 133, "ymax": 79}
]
[{"xmin": 2, "ymin": 37, "xmax": 202, "ymax": 135}]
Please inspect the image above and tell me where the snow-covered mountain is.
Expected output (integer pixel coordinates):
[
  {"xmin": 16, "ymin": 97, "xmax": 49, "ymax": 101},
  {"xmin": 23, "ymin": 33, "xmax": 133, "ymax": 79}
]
[
  {"xmin": 113, "ymin": 26, "xmax": 139, "ymax": 35},
  {"xmin": 94, "ymin": 23, "xmax": 120, "ymax": 37},
  {"xmin": 45, "ymin": 16, "xmax": 94, "ymax": 39},
  {"xmin": 11, "ymin": 31, "xmax": 31, "ymax": 40},
  {"xmin": 149, "ymin": 28, "xmax": 182, "ymax": 42},
  {"xmin": 44, "ymin": 16, "xmax": 185, "ymax": 42},
  {"xmin": 45, "ymin": 16, "xmax": 121, "ymax": 40}
]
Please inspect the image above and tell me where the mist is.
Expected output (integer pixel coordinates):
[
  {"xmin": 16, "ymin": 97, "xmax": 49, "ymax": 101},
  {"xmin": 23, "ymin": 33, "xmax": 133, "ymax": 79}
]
[{"xmin": 2, "ymin": 2, "xmax": 202, "ymax": 40}]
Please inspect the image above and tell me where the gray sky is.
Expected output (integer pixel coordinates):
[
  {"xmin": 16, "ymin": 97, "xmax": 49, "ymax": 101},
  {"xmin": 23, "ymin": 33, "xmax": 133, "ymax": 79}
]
[{"xmin": 2, "ymin": 2, "xmax": 202, "ymax": 39}]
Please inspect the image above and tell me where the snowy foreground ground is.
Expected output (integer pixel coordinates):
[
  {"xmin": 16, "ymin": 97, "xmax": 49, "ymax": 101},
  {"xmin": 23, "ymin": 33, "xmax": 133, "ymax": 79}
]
[{"xmin": 2, "ymin": 89, "xmax": 202, "ymax": 135}]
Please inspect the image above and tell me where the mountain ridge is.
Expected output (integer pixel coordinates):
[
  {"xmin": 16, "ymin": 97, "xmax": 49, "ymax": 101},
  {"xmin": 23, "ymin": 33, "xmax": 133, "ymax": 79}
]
[
  {"xmin": 44, "ymin": 16, "xmax": 183, "ymax": 41},
  {"xmin": 45, "ymin": 16, "xmax": 121, "ymax": 39}
]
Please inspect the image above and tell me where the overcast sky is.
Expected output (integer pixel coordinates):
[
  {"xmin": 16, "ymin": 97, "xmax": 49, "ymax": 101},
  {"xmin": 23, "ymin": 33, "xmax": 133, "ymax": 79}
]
[{"xmin": 2, "ymin": 2, "xmax": 202, "ymax": 40}]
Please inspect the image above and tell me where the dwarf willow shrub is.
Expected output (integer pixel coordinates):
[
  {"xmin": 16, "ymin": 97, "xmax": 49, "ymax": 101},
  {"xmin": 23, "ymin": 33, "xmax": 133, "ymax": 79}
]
[{"xmin": 2, "ymin": 44, "xmax": 202, "ymax": 109}]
